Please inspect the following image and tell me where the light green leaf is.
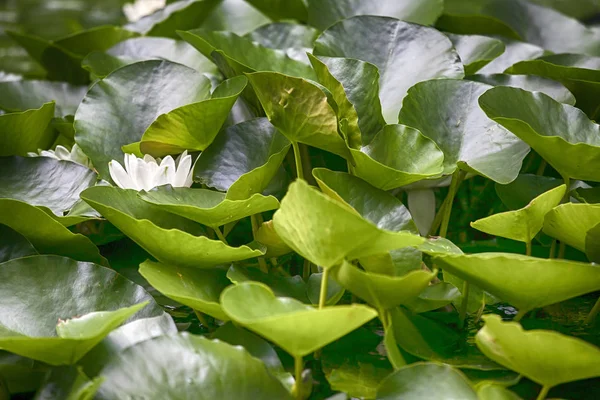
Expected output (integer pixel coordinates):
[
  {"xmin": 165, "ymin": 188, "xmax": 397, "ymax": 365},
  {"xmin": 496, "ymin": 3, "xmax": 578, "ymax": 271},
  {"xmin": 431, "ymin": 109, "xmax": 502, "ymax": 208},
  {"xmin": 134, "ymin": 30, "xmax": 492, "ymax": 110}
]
[
  {"xmin": 543, "ymin": 203, "xmax": 600, "ymax": 252},
  {"xmin": 405, "ymin": 282, "xmax": 461, "ymax": 314},
  {"xmin": 0, "ymin": 103, "xmax": 55, "ymax": 156},
  {"xmin": 255, "ymin": 220, "xmax": 293, "ymax": 258},
  {"xmin": 246, "ymin": 23, "xmax": 319, "ymax": 63},
  {"xmin": 446, "ymin": 33, "xmax": 505, "ymax": 75}
]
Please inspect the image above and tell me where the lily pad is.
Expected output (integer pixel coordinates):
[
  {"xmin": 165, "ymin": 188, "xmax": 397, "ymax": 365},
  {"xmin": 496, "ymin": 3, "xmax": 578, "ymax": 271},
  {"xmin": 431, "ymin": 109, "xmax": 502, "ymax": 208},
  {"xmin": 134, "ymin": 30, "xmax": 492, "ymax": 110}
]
[
  {"xmin": 376, "ymin": 362, "xmax": 478, "ymax": 400},
  {"xmin": 405, "ymin": 282, "xmax": 461, "ymax": 314},
  {"xmin": 446, "ymin": 33, "xmax": 505, "ymax": 75},
  {"xmin": 307, "ymin": 0, "xmax": 444, "ymax": 31},
  {"xmin": 471, "ymin": 185, "xmax": 566, "ymax": 243},
  {"xmin": 330, "ymin": 260, "xmax": 436, "ymax": 310},
  {"xmin": 313, "ymin": 16, "xmax": 464, "ymax": 123},
  {"xmin": 199, "ymin": 0, "xmax": 271, "ymax": 35},
  {"xmin": 220, "ymin": 281, "xmax": 377, "ymax": 357},
  {"xmin": 138, "ymin": 75, "xmax": 247, "ymax": 157},
  {"xmin": 246, "ymin": 23, "xmax": 318, "ymax": 63},
  {"xmin": 0, "ymin": 80, "xmax": 86, "ymax": 117},
  {"xmin": 255, "ymin": 220, "xmax": 293, "ymax": 257},
  {"xmin": 495, "ymin": 174, "xmax": 563, "ymax": 210},
  {"xmin": 0, "ymin": 103, "xmax": 56, "ymax": 157},
  {"xmin": 247, "ymin": 71, "xmax": 353, "ymax": 161},
  {"xmin": 227, "ymin": 265, "xmax": 308, "ymax": 303},
  {"xmin": 479, "ymin": 86, "xmax": 600, "ymax": 182},
  {"xmin": 0, "ymin": 225, "xmax": 37, "ymax": 263},
  {"xmin": 351, "ymin": 125, "xmax": 445, "ymax": 191},
  {"xmin": 431, "ymin": 252, "xmax": 600, "ymax": 314},
  {"xmin": 193, "ymin": 118, "xmax": 291, "ymax": 200},
  {"xmin": 245, "ymin": 0, "xmax": 307, "ymax": 22},
  {"xmin": 273, "ymin": 179, "xmax": 424, "ymax": 268},
  {"xmin": 96, "ymin": 333, "xmax": 292, "ymax": 400},
  {"xmin": 75, "ymin": 60, "xmax": 211, "ymax": 179},
  {"xmin": 0, "ymin": 255, "xmax": 162, "ymax": 365},
  {"xmin": 398, "ymin": 79, "xmax": 530, "ymax": 184},
  {"xmin": 476, "ymin": 314, "xmax": 600, "ymax": 388},
  {"xmin": 478, "ymin": 38, "xmax": 545, "ymax": 74},
  {"xmin": 0, "ymin": 199, "xmax": 105, "ymax": 265},
  {"xmin": 543, "ymin": 203, "xmax": 600, "ymax": 252},
  {"xmin": 81, "ymin": 186, "xmax": 265, "ymax": 268},
  {"xmin": 139, "ymin": 260, "xmax": 231, "ymax": 320}
]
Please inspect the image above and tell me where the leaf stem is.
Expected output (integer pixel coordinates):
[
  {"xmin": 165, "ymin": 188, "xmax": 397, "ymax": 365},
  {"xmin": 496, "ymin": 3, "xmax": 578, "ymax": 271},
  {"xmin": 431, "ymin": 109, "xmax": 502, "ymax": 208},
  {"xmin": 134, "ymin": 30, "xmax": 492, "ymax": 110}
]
[
  {"xmin": 561, "ymin": 175, "xmax": 571, "ymax": 203},
  {"xmin": 193, "ymin": 310, "xmax": 211, "ymax": 331},
  {"xmin": 585, "ymin": 296, "xmax": 600, "ymax": 325},
  {"xmin": 458, "ymin": 281, "xmax": 470, "ymax": 329},
  {"xmin": 292, "ymin": 141, "xmax": 304, "ymax": 180},
  {"xmin": 302, "ymin": 259, "xmax": 311, "ymax": 281},
  {"xmin": 293, "ymin": 356, "xmax": 304, "ymax": 400},
  {"xmin": 513, "ymin": 309, "xmax": 527, "ymax": 322},
  {"xmin": 213, "ymin": 226, "xmax": 228, "ymax": 244},
  {"xmin": 558, "ymin": 241, "xmax": 566, "ymax": 259},
  {"xmin": 250, "ymin": 214, "xmax": 268, "ymax": 273},
  {"xmin": 536, "ymin": 385, "xmax": 551, "ymax": 400},
  {"xmin": 318, "ymin": 268, "xmax": 330, "ymax": 309},
  {"xmin": 549, "ymin": 240, "xmax": 557, "ymax": 259},
  {"xmin": 536, "ymin": 160, "xmax": 547, "ymax": 176},
  {"xmin": 526, "ymin": 240, "xmax": 532, "ymax": 256},
  {"xmin": 438, "ymin": 170, "xmax": 466, "ymax": 238}
]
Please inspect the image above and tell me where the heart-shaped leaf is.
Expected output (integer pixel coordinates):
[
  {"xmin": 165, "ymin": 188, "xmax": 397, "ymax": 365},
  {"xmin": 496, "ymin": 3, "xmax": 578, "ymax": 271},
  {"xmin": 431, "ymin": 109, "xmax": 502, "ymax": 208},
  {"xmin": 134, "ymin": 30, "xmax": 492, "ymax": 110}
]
[
  {"xmin": 220, "ymin": 281, "xmax": 377, "ymax": 357},
  {"xmin": 75, "ymin": 60, "xmax": 211, "ymax": 179},
  {"xmin": 0, "ymin": 80, "xmax": 86, "ymax": 117},
  {"xmin": 543, "ymin": 203, "xmax": 600, "ymax": 252},
  {"xmin": 0, "ymin": 103, "xmax": 56, "ymax": 156},
  {"xmin": 477, "ymin": 38, "xmax": 545, "ymax": 74},
  {"xmin": 227, "ymin": 265, "xmax": 309, "ymax": 303},
  {"xmin": 476, "ymin": 315, "xmax": 600, "ymax": 388},
  {"xmin": 246, "ymin": 23, "xmax": 319, "ymax": 63},
  {"xmin": 0, "ymin": 255, "xmax": 163, "ymax": 365},
  {"xmin": 479, "ymin": 86, "xmax": 600, "ymax": 181},
  {"xmin": 376, "ymin": 362, "xmax": 478, "ymax": 400},
  {"xmin": 471, "ymin": 185, "xmax": 566, "ymax": 243},
  {"xmin": 81, "ymin": 186, "xmax": 265, "ymax": 268},
  {"xmin": 495, "ymin": 174, "xmax": 563, "ymax": 210},
  {"xmin": 398, "ymin": 79, "xmax": 530, "ymax": 184},
  {"xmin": 139, "ymin": 260, "xmax": 231, "ymax": 320},
  {"xmin": 0, "ymin": 199, "xmax": 105, "ymax": 265},
  {"xmin": 273, "ymin": 179, "xmax": 424, "ymax": 268},
  {"xmin": 255, "ymin": 220, "xmax": 293, "ymax": 257},
  {"xmin": 0, "ymin": 225, "xmax": 37, "ymax": 263},
  {"xmin": 138, "ymin": 76, "xmax": 247, "ymax": 157},
  {"xmin": 351, "ymin": 125, "xmax": 445, "ymax": 191},
  {"xmin": 446, "ymin": 33, "xmax": 505, "ymax": 75},
  {"xmin": 330, "ymin": 260, "xmax": 436, "ymax": 310},
  {"xmin": 247, "ymin": 71, "xmax": 353, "ymax": 161},
  {"xmin": 96, "ymin": 333, "xmax": 293, "ymax": 399},
  {"xmin": 431, "ymin": 252, "xmax": 600, "ymax": 314},
  {"xmin": 194, "ymin": 118, "xmax": 291, "ymax": 200},
  {"xmin": 314, "ymin": 16, "xmax": 464, "ymax": 123},
  {"xmin": 307, "ymin": 0, "xmax": 444, "ymax": 31}
]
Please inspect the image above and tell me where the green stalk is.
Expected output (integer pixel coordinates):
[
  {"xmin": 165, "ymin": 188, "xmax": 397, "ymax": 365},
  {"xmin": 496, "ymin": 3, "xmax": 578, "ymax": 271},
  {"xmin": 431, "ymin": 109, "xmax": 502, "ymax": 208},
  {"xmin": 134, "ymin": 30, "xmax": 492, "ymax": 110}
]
[
  {"xmin": 213, "ymin": 226, "xmax": 228, "ymax": 244},
  {"xmin": 318, "ymin": 268, "xmax": 330, "ymax": 309},
  {"xmin": 526, "ymin": 240, "xmax": 532, "ymax": 256},
  {"xmin": 292, "ymin": 141, "xmax": 304, "ymax": 180},
  {"xmin": 585, "ymin": 296, "xmax": 600, "ymax": 325},
  {"xmin": 292, "ymin": 356, "xmax": 304, "ymax": 400},
  {"xmin": 562, "ymin": 175, "xmax": 571, "ymax": 202},
  {"xmin": 302, "ymin": 259, "xmax": 310, "ymax": 281},
  {"xmin": 250, "ymin": 215, "xmax": 268, "ymax": 273},
  {"xmin": 558, "ymin": 241, "xmax": 566, "ymax": 259},
  {"xmin": 536, "ymin": 385, "xmax": 551, "ymax": 400},
  {"xmin": 458, "ymin": 281, "xmax": 470, "ymax": 329},
  {"xmin": 194, "ymin": 310, "xmax": 211, "ymax": 331},
  {"xmin": 513, "ymin": 309, "xmax": 527, "ymax": 322},
  {"xmin": 438, "ymin": 170, "xmax": 465, "ymax": 238},
  {"xmin": 549, "ymin": 240, "xmax": 557, "ymax": 259}
]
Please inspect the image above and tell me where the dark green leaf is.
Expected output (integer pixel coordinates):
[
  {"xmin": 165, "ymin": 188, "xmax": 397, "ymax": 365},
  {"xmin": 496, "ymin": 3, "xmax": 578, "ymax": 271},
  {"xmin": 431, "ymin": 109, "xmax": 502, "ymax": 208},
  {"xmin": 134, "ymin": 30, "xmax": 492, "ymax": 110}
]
[
  {"xmin": 0, "ymin": 80, "xmax": 86, "ymax": 117},
  {"xmin": 0, "ymin": 224, "xmax": 37, "ymax": 263},
  {"xmin": 0, "ymin": 103, "xmax": 56, "ymax": 156}
]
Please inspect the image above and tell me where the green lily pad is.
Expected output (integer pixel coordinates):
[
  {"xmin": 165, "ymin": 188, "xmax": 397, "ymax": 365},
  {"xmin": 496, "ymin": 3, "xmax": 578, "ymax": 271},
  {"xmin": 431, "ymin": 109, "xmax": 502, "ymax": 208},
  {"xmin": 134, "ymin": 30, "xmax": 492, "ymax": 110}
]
[
  {"xmin": 0, "ymin": 102, "xmax": 56, "ymax": 156},
  {"xmin": 405, "ymin": 282, "xmax": 461, "ymax": 314},
  {"xmin": 0, "ymin": 225, "xmax": 37, "ymax": 264},
  {"xmin": 314, "ymin": 16, "xmax": 464, "ymax": 123},
  {"xmin": 0, "ymin": 199, "xmax": 105, "ymax": 265},
  {"xmin": 255, "ymin": 220, "xmax": 293, "ymax": 257},
  {"xmin": 471, "ymin": 185, "xmax": 566, "ymax": 243},
  {"xmin": 0, "ymin": 156, "xmax": 97, "ymax": 218},
  {"xmin": 476, "ymin": 383, "xmax": 523, "ymax": 400},
  {"xmin": 0, "ymin": 80, "xmax": 86, "ymax": 117},
  {"xmin": 0, "ymin": 255, "xmax": 163, "ymax": 365},
  {"xmin": 573, "ymin": 186, "xmax": 600, "ymax": 204},
  {"xmin": 399, "ymin": 79, "xmax": 530, "ymax": 184},
  {"xmin": 7, "ymin": 26, "xmax": 138, "ymax": 84},
  {"xmin": 307, "ymin": 0, "xmax": 444, "ymax": 31},
  {"xmin": 96, "ymin": 333, "xmax": 293, "ymax": 399},
  {"xmin": 138, "ymin": 76, "xmax": 247, "ymax": 157},
  {"xmin": 376, "ymin": 362, "xmax": 478, "ymax": 400},
  {"xmin": 330, "ymin": 260, "xmax": 436, "ymax": 310},
  {"xmin": 495, "ymin": 174, "xmax": 563, "ymax": 210},
  {"xmin": 351, "ymin": 124, "xmax": 445, "ymax": 191},
  {"xmin": 476, "ymin": 314, "xmax": 600, "ymax": 388},
  {"xmin": 125, "ymin": 0, "xmax": 221, "ymax": 38},
  {"xmin": 220, "ymin": 281, "xmax": 377, "ymax": 357},
  {"xmin": 247, "ymin": 71, "xmax": 353, "ymax": 161},
  {"xmin": 543, "ymin": 203, "xmax": 600, "ymax": 252},
  {"xmin": 478, "ymin": 38, "xmax": 545, "ymax": 74},
  {"xmin": 273, "ymin": 179, "xmax": 424, "ymax": 268},
  {"xmin": 246, "ymin": 23, "xmax": 318, "ymax": 61},
  {"xmin": 139, "ymin": 260, "xmax": 231, "ymax": 320},
  {"xmin": 467, "ymin": 73, "xmax": 575, "ymax": 105},
  {"xmin": 480, "ymin": 86, "xmax": 600, "ymax": 182},
  {"xmin": 227, "ymin": 265, "xmax": 309, "ymax": 303},
  {"xmin": 244, "ymin": 0, "xmax": 306, "ymax": 22},
  {"xmin": 194, "ymin": 118, "xmax": 291, "ymax": 200},
  {"xmin": 198, "ymin": 0, "xmax": 270, "ymax": 35},
  {"xmin": 307, "ymin": 273, "xmax": 345, "ymax": 306},
  {"xmin": 431, "ymin": 252, "xmax": 600, "ymax": 314},
  {"xmin": 586, "ymin": 222, "xmax": 600, "ymax": 263},
  {"xmin": 446, "ymin": 33, "xmax": 505, "ymax": 75},
  {"xmin": 139, "ymin": 186, "xmax": 279, "ymax": 229},
  {"xmin": 81, "ymin": 186, "xmax": 265, "ymax": 268},
  {"xmin": 75, "ymin": 60, "xmax": 211, "ymax": 179}
]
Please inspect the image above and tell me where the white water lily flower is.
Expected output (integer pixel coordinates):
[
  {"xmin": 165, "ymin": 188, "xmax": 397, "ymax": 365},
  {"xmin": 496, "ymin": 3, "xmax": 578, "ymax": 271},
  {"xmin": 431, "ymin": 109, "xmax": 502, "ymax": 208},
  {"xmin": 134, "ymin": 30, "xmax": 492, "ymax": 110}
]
[
  {"xmin": 108, "ymin": 151, "xmax": 194, "ymax": 191},
  {"xmin": 407, "ymin": 189, "xmax": 437, "ymax": 237},
  {"xmin": 123, "ymin": 0, "xmax": 166, "ymax": 22},
  {"xmin": 27, "ymin": 144, "xmax": 93, "ymax": 169}
]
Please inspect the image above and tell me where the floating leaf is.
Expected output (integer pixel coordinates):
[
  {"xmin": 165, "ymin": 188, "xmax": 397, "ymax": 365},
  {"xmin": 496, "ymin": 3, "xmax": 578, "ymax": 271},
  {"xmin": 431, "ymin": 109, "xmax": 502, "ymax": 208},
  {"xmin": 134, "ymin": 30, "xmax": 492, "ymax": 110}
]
[
  {"xmin": 480, "ymin": 86, "xmax": 600, "ymax": 181},
  {"xmin": 139, "ymin": 260, "xmax": 231, "ymax": 320},
  {"xmin": 273, "ymin": 180, "xmax": 424, "ymax": 268},
  {"xmin": 543, "ymin": 203, "xmax": 600, "ymax": 252},
  {"xmin": 220, "ymin": 282, "xmax": 377, "ymax": 357},
  {"xmin": 0, "ymin": 80, "xmax": 86, "ymax": 117},
  {"xmin": 471, "ymin": 185, "xmax": 566, "ymax": 243},
  {"xmin": 81, "ymin": 186, "xmax": 265, "ymax": 268},
  {"xmin": 0, "ymin": 103, "xmax": 56, "ymax": 156},
  {"xmin": 399, "ymin": 79, "xmax": 529, "ymax": 184},
  {"xmin": 314, "ymin": 16, "xmax": 464, "ymax": 123},
  {"xmin": 476, "ymin": 315, "xmax": 600, "ymax": 388},
  {"xmin": 478, "ymin": 38, "xmax": 545, "ymax": 74},
  {"xmin": 0, "ymin": 225, "xmax": 37, "ymax": 263},
  {"xmin": 75, "ymin": 60, "xmax": 210, "ymax": 179},
  {"xmin": 446, "ymin": 33, "xmax": 505, "ymax": 75},
  {"xmin": 96, "ymin": 333, "xmax": 293, "ymax": 399},
  {"xmin": 0, "ymin": 255, "xmax": 161, "ymax": 365},
  {"xmin": 246, "ymin": 23, "xmax": 318, "ymax": 63}
]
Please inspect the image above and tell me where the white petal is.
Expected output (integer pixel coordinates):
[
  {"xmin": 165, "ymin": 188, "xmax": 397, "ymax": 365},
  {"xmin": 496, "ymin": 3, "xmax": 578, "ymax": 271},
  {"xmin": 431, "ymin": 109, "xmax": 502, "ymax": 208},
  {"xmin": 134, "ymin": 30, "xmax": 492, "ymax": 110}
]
[
  {"xmin": 172, "ymin": 154, "xmax": 192, "ymax": 187},
  {"xmin": 175, "ymin": 150, "xmax": 189, "ymax": 167},
  {"xmin": 407, "ymin": 189, "xmax": 437, "ymax": 237},
  {"xmin": 143, "ymin": 154, "xmax": 158, "ymax": 165},
  {"xmin": 39, "ymin": 150, "xmax": 60, "ymax": 160},
  {"xmin": 124, "ymin": 153, "xmax": 135, "ymax": 174},
  {"xmin": 54, "ymin": 146, "xmax": 71, "ymax": 160},
  {"xmin": 134, "ymin": 158, "xmax": 154, "ymax": 191},
  {"xmin": 27, "ymin": 152, "xmax": 38, "ymax": 157},
  {"xmin": 109, "ymin": 160, "xmax": 135, "ymax": 189},
  {"xmin": 159, "ymin": 156, "xmax": 176, "ymax": 186},
  {"xmin": 153, "ymin": 165, "xmax": 171, "ymax": 188}
]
